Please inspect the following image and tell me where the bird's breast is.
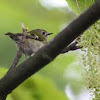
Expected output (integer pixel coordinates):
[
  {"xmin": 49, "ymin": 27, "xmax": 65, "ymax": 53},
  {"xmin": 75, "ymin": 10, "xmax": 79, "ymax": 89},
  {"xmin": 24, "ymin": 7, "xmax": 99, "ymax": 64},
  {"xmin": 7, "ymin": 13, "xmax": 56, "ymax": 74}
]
[{"xmin": 18, "ymin": 39, "xmax": 45, "ymax": 56}]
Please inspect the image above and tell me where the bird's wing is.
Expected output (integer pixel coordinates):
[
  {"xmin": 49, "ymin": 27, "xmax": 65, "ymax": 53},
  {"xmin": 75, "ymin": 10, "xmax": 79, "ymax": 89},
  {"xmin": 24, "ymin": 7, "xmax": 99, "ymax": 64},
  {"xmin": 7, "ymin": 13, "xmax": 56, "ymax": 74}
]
[{"xmin": 16, "ymin": 33, "xmax": 37, "ymax": 40}]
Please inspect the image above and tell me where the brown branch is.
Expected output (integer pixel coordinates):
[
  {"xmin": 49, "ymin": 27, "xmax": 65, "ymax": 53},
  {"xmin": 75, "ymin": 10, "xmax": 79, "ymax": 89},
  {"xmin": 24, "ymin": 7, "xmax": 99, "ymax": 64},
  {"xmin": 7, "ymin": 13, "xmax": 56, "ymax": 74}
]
[
  {"xmin": 61, "ymin": 39, "xmax": 81, "ymax": 53},
  {"xmin": 0, "ymin": 0, "xmax": 100, "ymax": 99},
  {"xmin": 0, "ymin": 95, "xmax": 7, "ymax": 100}
]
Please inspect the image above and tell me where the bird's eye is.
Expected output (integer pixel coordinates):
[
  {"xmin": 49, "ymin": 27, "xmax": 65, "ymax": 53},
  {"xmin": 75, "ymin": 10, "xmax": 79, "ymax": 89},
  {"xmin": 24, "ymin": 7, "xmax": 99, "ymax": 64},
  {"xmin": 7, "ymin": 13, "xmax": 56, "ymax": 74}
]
[{"xmin": 42, "ymin": 31, "xmax": 45, "ymax": 35}]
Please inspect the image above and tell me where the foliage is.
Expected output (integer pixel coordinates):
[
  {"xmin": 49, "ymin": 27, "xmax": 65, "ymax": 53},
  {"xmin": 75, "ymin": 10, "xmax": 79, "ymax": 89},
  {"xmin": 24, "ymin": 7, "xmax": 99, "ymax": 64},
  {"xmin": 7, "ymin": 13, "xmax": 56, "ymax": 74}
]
[
  {"xmin": 66, "ymin": 0, "xmax": 95, "ymax": 14},
  {"xmin": 80, "ymin": 21, "xmax": 100, "ymax": 100},
  {"xmin": 65, "ymin": 0, "xmax": 100, "ymax": 99}
]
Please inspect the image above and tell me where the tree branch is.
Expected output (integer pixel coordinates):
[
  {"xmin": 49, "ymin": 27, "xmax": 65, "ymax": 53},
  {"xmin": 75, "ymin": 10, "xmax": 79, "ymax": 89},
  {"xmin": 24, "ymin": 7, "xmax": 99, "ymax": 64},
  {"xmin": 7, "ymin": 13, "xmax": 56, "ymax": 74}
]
[
  {"xmin": 61, "ymin": 38, "xmax": 81, "ymax": 53},
  {"xmin": 0, "ymin": 96, "xmax": 6, "ymax": 100},
  {"xmin": 0, "ymin": 0, "xmax": 100, "ymax": 99}
]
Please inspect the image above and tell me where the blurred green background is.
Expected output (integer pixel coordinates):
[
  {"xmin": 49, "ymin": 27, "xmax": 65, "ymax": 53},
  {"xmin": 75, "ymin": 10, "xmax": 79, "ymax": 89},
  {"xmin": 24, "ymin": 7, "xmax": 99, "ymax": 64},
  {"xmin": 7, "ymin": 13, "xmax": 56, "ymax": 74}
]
[{"xmin": 0, "ymin": 0, "xmax": 85, "ymax": 100}]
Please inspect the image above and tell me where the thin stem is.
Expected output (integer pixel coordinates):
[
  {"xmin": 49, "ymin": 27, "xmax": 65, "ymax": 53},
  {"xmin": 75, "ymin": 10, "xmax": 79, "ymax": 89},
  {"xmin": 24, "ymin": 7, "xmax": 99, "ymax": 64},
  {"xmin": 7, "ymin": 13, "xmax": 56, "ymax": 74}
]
[{"xmin": 7, "ymin": 49, "xmax": 22, "ymax": 73}]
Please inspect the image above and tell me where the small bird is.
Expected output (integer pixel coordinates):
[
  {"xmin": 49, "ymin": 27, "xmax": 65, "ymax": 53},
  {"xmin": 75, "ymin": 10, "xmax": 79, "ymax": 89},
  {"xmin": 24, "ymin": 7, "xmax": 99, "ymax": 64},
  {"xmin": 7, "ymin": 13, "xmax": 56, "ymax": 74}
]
[{"xmin": 5, "ymin": 29, "xmax": 53, "ymax": 56}]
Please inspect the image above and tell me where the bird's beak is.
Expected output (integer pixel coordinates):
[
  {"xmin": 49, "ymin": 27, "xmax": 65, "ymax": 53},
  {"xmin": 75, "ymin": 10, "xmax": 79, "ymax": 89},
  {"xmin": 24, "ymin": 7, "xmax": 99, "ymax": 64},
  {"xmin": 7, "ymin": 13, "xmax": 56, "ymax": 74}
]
[{"xmin": 47, "ymin": 33, "xmax": 53, "ymax": 36}]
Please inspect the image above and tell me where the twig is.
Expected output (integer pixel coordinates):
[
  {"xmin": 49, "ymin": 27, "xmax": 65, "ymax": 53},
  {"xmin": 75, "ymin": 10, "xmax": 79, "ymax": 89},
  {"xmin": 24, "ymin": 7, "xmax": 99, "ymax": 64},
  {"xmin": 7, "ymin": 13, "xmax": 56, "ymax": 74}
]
[
  {"xmin": 61, "ymin": 41, "xmax": 82, "ymax": 53},
  {"xmin": 7, "ymin": 23, "xmax": 27, "ymax": 72},
  {"xmin": 7, "ymin": 49, "xmax": 22, "ymax": 73},
  {"xmin": 61, "ymin": 36, "xmax": 82, "ymax": 53},
  {"xmin": 21, "ymin": 23, "xmax": 27, "ymax": 42}
]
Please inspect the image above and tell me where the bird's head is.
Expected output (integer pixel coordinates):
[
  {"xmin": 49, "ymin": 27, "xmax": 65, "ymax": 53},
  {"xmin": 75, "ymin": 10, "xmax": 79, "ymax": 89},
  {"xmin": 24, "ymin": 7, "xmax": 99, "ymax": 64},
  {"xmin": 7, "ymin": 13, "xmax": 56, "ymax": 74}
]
[{"xmin": 28, "ymin": 29, "xmax": 53, "ymax": 41}]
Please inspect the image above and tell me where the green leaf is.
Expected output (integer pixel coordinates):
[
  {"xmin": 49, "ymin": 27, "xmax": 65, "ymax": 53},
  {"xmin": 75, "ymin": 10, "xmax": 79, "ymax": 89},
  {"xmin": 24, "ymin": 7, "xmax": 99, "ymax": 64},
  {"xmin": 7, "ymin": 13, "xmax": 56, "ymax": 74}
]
[{"xmin": 66, "ymin": 0, "xmax": 95, "ymax": 14}]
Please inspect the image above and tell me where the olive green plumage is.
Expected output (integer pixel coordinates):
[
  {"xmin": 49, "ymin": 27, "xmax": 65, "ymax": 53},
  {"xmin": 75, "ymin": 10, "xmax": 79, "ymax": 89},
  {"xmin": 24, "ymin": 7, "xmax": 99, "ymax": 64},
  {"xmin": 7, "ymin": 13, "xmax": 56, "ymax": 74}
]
[{"xmin": 5, "ymin": 29, "xmax": 52, "ymax": 56}]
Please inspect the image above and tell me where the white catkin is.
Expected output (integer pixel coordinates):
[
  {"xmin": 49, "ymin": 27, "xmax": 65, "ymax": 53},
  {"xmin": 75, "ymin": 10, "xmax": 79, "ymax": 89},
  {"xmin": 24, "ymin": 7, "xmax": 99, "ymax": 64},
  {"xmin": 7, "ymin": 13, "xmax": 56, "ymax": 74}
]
[{"xmin": 79, "ymin": 20, "xmax": 100, "ymax": 100}]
